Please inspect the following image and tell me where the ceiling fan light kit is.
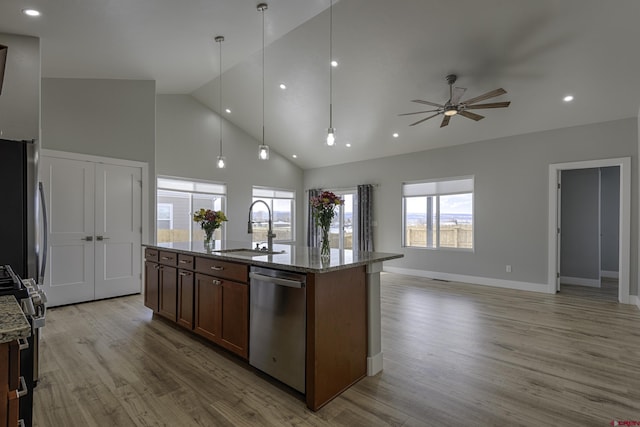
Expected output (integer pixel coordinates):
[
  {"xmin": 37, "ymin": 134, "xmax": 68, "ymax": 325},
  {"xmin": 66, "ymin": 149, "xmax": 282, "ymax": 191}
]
[{"xmin": 400, "ymin": 74, "xmax": 510, "ymax": 128}]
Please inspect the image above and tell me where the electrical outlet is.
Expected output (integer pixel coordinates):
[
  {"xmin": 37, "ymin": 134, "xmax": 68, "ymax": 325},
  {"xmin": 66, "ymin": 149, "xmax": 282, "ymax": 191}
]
[{"xmin": 506, "ymin": 265, "xmax": 512, "ymax": 273}]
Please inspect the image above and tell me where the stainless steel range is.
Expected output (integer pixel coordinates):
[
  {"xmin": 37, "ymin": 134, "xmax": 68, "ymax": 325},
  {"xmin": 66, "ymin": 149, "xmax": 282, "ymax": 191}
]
[{"xmin": 0, "ymin": 264, "xmax": 46, "ymax": 427}]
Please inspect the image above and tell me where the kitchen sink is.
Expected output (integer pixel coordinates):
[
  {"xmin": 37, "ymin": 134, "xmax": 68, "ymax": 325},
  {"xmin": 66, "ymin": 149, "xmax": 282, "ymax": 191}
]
[{"xmin": 212, "ymin": 248, "xmax": 286, "ymax": 256}]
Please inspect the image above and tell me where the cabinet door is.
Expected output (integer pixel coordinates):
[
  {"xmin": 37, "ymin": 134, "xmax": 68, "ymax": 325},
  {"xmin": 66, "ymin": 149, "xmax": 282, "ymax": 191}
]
[
  {"xmin": 158, "ymin": 265, "xmax": 177, "ymax": 321},
  {"xmin": 177, "ymin": 269, "xmax": 195, "ymax": 329},
  {"xmin": 144, "ymin": 261, "xmax": 159, "ymax": 312},
  {"xmin": 220, "ymin": 280, "xmax": 249, "ymax": 359},
  {"xmin": 194, "ymin": 273, "xmax": 222, "ymax": 342}
]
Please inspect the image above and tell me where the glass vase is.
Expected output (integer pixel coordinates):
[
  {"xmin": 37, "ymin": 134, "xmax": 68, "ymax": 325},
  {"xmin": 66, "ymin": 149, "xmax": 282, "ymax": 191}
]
[
  {"xmin": 320, "ymin": 226, "xmax": 330, "ymax": 259},
  {"xmin": 204, "ymin": 229, "xmax": 215, "ymax": 252}
]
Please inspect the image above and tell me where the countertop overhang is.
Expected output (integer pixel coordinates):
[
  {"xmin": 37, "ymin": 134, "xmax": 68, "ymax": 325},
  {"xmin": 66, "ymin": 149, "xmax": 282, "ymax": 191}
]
[
  {"xmin": 144, "ymin": 240, "xmax": 403, "ymax": 274},
  {"xmin": 0, "ymin": 295, "xmax": 31, "ymax": 343}
]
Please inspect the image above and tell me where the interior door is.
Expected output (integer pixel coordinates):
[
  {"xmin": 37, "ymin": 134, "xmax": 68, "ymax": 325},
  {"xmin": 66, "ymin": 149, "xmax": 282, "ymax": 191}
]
[
  {"xmin": 94, "ymin": 163, "xmax": 142, "ymax": 299},
  {"xmin": 40, "ymin": 156, "xmax": 95, "ymax": 306}
]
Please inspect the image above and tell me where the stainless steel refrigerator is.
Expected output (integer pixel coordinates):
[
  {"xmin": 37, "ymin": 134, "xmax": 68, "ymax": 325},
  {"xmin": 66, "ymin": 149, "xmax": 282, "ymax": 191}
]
[{"xmin": 0, "ymin": 138, "xmax": 45, "ymax": 281}]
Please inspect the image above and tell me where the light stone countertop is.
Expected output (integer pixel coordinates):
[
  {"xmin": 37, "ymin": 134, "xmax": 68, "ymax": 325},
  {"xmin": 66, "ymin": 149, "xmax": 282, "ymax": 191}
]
[
  {"xmin": 146, "ymin": 240, "xmax": 403, "ymax": 274},
  {"xmin": 0, "ymin": 295, "xmax": 31, "ymax": 343}
]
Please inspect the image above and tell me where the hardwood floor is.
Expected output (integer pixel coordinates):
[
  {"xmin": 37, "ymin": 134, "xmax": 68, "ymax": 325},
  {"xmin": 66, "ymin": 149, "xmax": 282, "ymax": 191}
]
[{"xmin": 33, "ymin": 273, "xmax": 640, "ymax": 426}]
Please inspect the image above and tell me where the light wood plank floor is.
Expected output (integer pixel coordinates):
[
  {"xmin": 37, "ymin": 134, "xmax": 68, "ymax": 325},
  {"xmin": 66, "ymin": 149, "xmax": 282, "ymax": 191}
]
[{"xmin": 34, "ymin": 273, "xmax": 640, "ymax": 426}]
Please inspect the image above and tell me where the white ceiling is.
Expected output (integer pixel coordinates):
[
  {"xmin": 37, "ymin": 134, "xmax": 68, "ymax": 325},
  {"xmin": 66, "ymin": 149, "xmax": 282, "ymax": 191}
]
[{"xmin": 2, "ymin": 0, "xmax": 640, "ymax": 169}]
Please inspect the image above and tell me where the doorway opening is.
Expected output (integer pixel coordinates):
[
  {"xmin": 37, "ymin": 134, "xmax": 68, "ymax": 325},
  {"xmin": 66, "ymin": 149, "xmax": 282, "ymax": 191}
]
[{"xmin": 547, "ymin": 158, "xmax": 631, "ymax": 303}]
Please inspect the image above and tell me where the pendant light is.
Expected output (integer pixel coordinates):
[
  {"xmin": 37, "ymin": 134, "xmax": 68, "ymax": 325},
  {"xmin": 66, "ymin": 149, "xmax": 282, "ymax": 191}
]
[
  {"xmin": 258, "ymin": 3, "xmax": 270, "ymax": 160},
  {"xmin": 326, "ymin": 0, "xmax": 335, "ymax": 147},
  {"xmin": 215, "ymin": 36, "xmax": 226, "ymax": 168}
]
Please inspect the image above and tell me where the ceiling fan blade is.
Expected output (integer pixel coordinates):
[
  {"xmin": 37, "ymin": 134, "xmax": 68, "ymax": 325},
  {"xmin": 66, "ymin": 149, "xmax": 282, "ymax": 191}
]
[
  {"xmin": 398, "ymin": 109, "xmax": 441, "ymax": 116},
  {"xmin": 458, "ymin": 110, "xmax": 484, "ymax": 121},
  {"xmin": 412, "ymin": 99, "xmax": 444, "ymax": 108},
  {"xmin": 465, "ymin": 101, "xmax": 511, "ymax": 109},
  {"xmin": 409, "ymin": 112, "xmax": 441, "ymax": 126},
  {"xmin": 440, "ymin": 115, "xmax": 451, "ymax": 128},
  {"xmin": 450, "ymin": 87, "xmax": 466, "ymax": 105},
  {"xmin": 462, "ymin": 88, "xmax": 506, "ymax": 105}
]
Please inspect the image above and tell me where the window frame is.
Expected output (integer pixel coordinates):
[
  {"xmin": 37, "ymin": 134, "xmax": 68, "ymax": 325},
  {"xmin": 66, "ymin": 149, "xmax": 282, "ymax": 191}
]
[
  {"xmin": 402, "ymin": 176, "xmax": 474, "ymax": 251},
  {"xmin": 156, "ymin": 176, "xmax": 227, "ymax": 243},
  {"xmin": 252, "ymin": 186, "xmax": 296, "ymax": 243}
]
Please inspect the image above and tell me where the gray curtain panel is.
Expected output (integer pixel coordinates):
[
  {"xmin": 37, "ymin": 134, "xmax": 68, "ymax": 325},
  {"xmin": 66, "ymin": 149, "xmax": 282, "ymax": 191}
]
[
  {"xmin": 307, "ymin": 188, "xmax": 322, "ymax": 247},
  {"xmin": 357, "ymin": 184, "xmax": 374, "ymax": 251}
]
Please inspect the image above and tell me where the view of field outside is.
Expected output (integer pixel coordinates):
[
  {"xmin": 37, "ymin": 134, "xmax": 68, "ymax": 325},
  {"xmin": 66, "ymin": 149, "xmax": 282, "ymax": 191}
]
[{"xmin": 404, "ymin": 193, "xmax": 473, "ymax": 249}]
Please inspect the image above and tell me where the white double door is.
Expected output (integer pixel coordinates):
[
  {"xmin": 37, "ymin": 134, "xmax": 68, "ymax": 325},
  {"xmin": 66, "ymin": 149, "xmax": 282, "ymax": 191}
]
[{"xmin": 40, "ymin": 155, "xmax": 142, "ymax": 307}]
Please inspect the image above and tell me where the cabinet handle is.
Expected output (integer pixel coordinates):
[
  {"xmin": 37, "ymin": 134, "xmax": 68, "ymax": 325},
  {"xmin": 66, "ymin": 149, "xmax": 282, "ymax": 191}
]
[
  {"xmin": 161, "ymin": 256, "xmax": 173, "ymax": 261},
  {"xmin": 17, "ymin": 376, "xmax": 28, "ymax": 397},
  {"xmin": 212, "ymin": 279, "xmax": 222, "ymax": 285},
  {"xmin": 210, "ymin": 266, "xmax": 224, "ymax": 271},
  {"xmin": 179, "ymin": 271, "xmax": 191, "ymax": 277},
  {"xmin": 18, "ymin": 338, "xmax": 29, "ymax": 351},
  {"xmin": 179, "ymin": 260, "xmax": 190, "ymax": 264}
]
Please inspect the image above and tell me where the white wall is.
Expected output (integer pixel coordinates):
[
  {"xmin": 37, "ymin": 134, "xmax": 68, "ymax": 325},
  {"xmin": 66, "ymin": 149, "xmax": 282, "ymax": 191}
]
[
  {"xmin": 304, "ymin": 117, "xmax": 639, "ymax": 295},
  {"xmin": 0, "ymin": 33, "xmax": 39, "ymax": 141},
  {"xmin": 155, "ymin": 95, "xmax": 304, "ymax": 244},
  {"xmin": 41, "ymin": 78, "xmax": 156, "ymax": 237}
]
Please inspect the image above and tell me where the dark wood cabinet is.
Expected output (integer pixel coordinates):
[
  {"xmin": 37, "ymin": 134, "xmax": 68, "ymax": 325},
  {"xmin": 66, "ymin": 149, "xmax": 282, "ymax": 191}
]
[
  {"xmin": 144, "ymin": 248, "xmax": 178, "ymax": 320},
  {"xmin": 143, "ymin": 260, "xmax": 159, "ymax": 312},
  {"xmin": 177, "ymin": 269, "xmax": 195, "ymax": 329},
  {"xmin": 0, "ymin": 340, "xmax": 21, "ymax": 427},
  {"xmin": 193, "ymin": 257, "xmax": 249, "ymax": 359},
  {"xmin": 158, "ymin": 265, "xmax": 177, "ymax": 321}
]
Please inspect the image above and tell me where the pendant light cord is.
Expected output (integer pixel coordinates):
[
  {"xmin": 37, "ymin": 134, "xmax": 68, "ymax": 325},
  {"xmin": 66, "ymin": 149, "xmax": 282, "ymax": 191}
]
[
  {"xmin": 262, "ymin": 5, "xmax": 266, "ymax": 147},
  {"xmin": 329, "ymin": 0, "xmax": 333, "ymax": 129},
  {"xmin": 218, "ymin": 37, "xmax": 223, "ymax": 156}
]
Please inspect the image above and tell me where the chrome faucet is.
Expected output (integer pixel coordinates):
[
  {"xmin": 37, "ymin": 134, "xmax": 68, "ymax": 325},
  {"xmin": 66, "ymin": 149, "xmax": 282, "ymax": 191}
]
[{"xmin": 247, "ymin": 200, "xmax": 276, "ymax": 252}]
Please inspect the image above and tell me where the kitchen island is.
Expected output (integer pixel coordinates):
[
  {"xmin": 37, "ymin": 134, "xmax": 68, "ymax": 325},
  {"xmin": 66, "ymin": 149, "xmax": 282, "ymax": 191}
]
[{"xmin": 143, "ymin": 240, "xmax": 402, "ymax": 411}]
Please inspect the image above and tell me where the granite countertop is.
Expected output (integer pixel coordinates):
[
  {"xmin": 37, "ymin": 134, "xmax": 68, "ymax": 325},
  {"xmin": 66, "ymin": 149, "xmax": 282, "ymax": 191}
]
[
  {"xmin": 145, "ymin": 240, "xmax": 403, "ymax": 274},
  {"xmin": 0, "ymin": 295, "xmax": 31, "ymax": 343}
]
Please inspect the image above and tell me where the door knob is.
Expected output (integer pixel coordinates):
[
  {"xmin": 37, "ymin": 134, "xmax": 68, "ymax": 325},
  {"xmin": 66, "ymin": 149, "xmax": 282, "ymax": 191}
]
[
  {"xmin": 82, "ymin": 236, "xmax": 93, "ymax": 241},
  {"xmin": 96, "ymin": 236, "xmax": 110, "ymax": 241}
]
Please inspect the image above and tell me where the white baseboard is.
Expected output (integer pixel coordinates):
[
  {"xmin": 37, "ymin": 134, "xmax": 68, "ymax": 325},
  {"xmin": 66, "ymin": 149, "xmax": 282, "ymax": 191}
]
[
  {"xmin": 367, "ymin": 352, "xmax": 383, "ymax": 376},
  {"xmin": 632, "ymin": 295, "xmax": 640, "ymax": 310},
  {"xmin": 384, "ymin": 267, "xmax": 548, "ymax": 293},
  {"xmin": 560, "ymin": 276, "xmax": 601, "ymax": 287},
  {"xmin": 600, "ymin": 270, "xmax": 619, "ymax": 279}
]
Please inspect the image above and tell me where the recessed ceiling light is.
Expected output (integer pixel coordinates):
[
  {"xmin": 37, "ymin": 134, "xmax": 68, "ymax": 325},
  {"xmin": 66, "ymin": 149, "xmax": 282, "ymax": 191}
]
[
  {"xmin": 22, "ymin": 9, "xmax": 40, "ymax": 16},
  {"xmin": 563, "ymin": 95, "xmax": 574, "ymax": 102},
  {"xmin": 292, "ymin": 154, "xmax": 297, "ymax": 158},
  {"xmin": 331, "ymin": 60, "xmax": 338, "ymax": 67},
  {"xmin": 225, "ymin": 108, "xmax": 231, "ymax": 114},
  {"xmin": 346, "ymin": 143, "xmax": 351, "ymax": 148},
  {"xmin": 279, "ymin": 83, "xmax": 287, "ymax": 90},
  {"xmin": 393, "ymin": 133, "xmax": 399, "ymax": 138}
]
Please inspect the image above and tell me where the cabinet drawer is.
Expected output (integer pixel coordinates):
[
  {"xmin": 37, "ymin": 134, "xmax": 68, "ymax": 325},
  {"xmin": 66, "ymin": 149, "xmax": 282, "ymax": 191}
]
[
  {"xmin": 159, "ymin": 251, "xmax": 178, "ymax": 266},
  {"xmin": 145, "ymin": 248, "xmax": 159, "ymax": 262},
  {"xmin": 177, "ymin": 254, "xmax": 195, "ymax": 269},
  {"xmin": 195, "ymin": 257, "xmax": 248, "ymax": 283}
]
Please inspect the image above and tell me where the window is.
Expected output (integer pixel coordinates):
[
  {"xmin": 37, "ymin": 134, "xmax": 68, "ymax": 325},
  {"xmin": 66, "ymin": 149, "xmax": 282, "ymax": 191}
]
[
  {"xmin": 402, "ymin": 177, "xmax": 473, "ymax": 249},
  {"xmin": 329, "ymin": 189, "xmax": 355, "ymax": 250},
  {"xmin": 252, "ymin": 187, "xmax": 295, "ymax": 243},
  {"xmin": 157, "ymin": 177, "xmax": 226, "ymax": 243}
]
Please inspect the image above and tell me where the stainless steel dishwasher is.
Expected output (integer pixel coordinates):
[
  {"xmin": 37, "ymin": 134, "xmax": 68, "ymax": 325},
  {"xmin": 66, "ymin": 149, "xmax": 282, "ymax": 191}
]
[{"xmin": 249, "ymin": 266, "xmax": 306, "ymax": 393}]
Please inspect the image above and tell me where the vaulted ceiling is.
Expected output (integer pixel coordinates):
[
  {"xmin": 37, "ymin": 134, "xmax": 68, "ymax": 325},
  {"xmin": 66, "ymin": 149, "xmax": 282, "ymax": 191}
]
[{"xmin": 2, "ymin": 0, "xmax": 640, "ymax": 169}]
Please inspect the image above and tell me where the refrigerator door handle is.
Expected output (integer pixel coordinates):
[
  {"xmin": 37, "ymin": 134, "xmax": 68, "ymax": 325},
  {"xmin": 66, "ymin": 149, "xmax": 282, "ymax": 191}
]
[{"xmin": 38, "ymin": 182, "xmax": 48, "ymax": 285}]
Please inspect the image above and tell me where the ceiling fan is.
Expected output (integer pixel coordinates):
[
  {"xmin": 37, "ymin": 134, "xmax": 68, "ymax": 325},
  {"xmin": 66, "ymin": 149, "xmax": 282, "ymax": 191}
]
[{"xmin": 399, "ymin": 74, "xmax": 510, "ymax": 127}]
